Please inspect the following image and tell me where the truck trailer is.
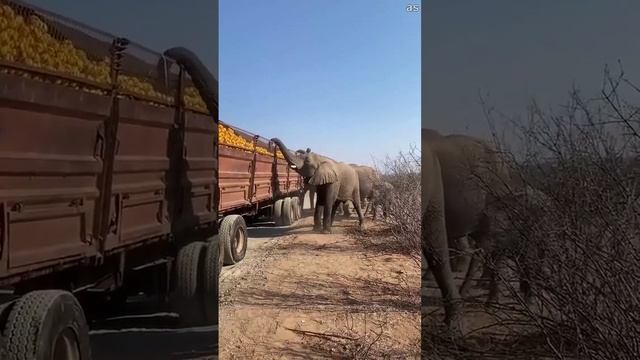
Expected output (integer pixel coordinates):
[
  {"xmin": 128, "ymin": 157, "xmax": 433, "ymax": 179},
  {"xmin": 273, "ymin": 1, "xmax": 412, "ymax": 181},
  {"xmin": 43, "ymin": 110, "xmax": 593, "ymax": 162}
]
[{"xmin": 0, "ymin": 1, "xmax": 303, "ymax": 358}]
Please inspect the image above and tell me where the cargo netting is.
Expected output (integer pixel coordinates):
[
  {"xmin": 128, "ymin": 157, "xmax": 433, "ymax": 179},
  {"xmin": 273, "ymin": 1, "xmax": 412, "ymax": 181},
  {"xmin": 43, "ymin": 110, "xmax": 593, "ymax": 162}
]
[
  {"xmin": 0, "ymin": 0, "xmax": 205, "ymax": 109},
  {"xmin": 0, "ymin": 1, "xmax": 283, "ymax": 159}
]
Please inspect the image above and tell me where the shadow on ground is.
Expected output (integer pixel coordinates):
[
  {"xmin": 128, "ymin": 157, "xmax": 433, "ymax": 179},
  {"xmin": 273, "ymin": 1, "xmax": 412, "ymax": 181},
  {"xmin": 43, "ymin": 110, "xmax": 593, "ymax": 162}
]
[
  {"xmin": 90, "ymin": 297, "xmax": 217, "ymax": 360},
  {"xmin": 247, "ymin": 214, "xmax": 362, "ymax": 239}
]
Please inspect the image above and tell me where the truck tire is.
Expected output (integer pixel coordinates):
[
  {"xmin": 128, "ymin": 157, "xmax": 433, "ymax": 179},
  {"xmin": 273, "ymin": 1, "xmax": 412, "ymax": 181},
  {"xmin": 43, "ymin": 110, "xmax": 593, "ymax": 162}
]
[
  {"xmin": 281, "ymin": 197, "xmax": 294, "ymax": 226},
  {"xmin": 201, "ymin": 235, "xmax": 223, "ymax": 324},
  {"xmin": 290, "ymin": 197, "xmax": 298, "ymax": 221},
  {"xmin": 1, "ymin": 290, "xmax": 91, "ymax": 360},
  {"xmin": 273, "ymin": 199, "xmax": 284, "ymax": 226},
  {"xmin": 174, "ymin": 241, "xmax": 206, "ymax": 326},
  {"xmin": 221, "ymin": 215, "xmax": 248, "ymax": 265}
]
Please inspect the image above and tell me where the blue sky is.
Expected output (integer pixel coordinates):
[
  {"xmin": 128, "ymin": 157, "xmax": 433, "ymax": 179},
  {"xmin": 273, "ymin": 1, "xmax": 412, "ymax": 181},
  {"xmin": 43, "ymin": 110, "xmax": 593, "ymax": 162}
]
[
  {"xmin": 26, "ymin": 0, "xmax": 420, "ymax": 166},
  {"xmin": 425, "ymin": 0, "xmax": 640, "ymax": 139},
  {"xmin": 220, "ymin": 1, "xmax": 420, "ymax": 165}
]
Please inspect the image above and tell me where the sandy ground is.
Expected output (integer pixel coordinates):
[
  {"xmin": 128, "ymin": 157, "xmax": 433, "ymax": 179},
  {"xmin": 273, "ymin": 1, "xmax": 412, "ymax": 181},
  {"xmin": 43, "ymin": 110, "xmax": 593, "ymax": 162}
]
[{"xmin": 219, "ymin": 203, "xmax": 421, "ymax": 359}]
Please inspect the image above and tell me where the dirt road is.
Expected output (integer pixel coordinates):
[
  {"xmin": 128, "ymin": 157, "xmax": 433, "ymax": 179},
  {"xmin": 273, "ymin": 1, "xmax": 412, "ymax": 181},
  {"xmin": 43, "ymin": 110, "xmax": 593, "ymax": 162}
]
[{"xmin": 219, "ymin": 209, "xmax": 421, "ymax": 359}]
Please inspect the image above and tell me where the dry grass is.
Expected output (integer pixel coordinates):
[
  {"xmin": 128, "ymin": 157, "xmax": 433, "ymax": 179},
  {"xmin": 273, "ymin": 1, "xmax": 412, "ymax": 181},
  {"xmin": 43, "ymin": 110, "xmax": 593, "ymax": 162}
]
[{"xmin": 424, "ymin": 65, "xmax": 640, "ymax": 359}]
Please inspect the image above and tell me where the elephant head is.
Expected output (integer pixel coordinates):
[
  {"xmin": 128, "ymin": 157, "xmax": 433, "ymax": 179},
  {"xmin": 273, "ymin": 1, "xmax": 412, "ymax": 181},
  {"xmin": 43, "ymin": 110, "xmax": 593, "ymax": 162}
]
[
  {"xmin": 271, "ymin": 138, "xmax": 339, "ymax": 187},
  {"xmin": 160, "ymin": 47, "xmax": 218, "ymax": 117},
  {"xmin": 372, "ymin": 181, "xmax": 393, "ymax": 200}
]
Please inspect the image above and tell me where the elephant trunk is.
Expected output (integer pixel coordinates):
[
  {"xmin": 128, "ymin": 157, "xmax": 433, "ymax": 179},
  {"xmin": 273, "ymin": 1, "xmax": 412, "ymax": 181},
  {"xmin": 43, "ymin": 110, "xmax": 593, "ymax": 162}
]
[
  {"xmin": 271, "ymin": 138, "xmax": 304, "ymax": 169},
  {"xmin": 162, "ymin": 47, "xmax": 218, "ymax": 118}
]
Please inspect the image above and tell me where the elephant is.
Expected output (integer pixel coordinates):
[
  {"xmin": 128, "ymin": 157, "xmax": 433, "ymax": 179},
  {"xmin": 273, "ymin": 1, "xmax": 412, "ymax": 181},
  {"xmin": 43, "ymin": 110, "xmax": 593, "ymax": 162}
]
[
  {"xmin": 460, "ymin": 185, "xmax": 552, "ymax": 305},
  {"xmin": 422, "ymin": 130, "xmax": 461, "ymax": 327},
  {"xmin": 370, "ymin": 181, "xmax": 394, "ymax": 220},
  {"xmin": 338, "ymin": 164, "xmax": 378, "ymax": 218},
  {"xmin": 335, "ymin": 201, "xmax": 351, "ymax": 217},
  {"xmin": 272, "ymin": 139, "xmax": 364, "ymax": 233},
  {"xmin": 422, "ymin": 128, "xmax": 514, "ymax": 327},
  {"xmin": 424, "ymin": 129, "xmax": 513, "ymax": 272},
  {"xmin": 288, "ymin": 150, "xmax": 318, "ymax": 212}
]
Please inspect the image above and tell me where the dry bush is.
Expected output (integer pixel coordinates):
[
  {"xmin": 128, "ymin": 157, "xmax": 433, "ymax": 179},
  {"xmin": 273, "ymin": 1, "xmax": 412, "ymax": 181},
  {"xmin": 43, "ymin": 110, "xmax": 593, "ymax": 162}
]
[
  {"xmin": 476, "ymin": 65, "xmax": 640, "ymax": 359},
  {"xmin": 371, "ymin": 145, "xmax": 422, "ymax": 265}
]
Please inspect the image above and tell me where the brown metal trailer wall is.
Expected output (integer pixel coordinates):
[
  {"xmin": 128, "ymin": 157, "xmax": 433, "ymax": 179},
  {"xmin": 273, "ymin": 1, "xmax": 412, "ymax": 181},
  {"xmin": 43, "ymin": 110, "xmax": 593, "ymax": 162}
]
[
  {"xmin": 288, "ymin": 168, "xmax": 302, "ymax": 191},
  {"xmin": 0, "ymin": 74, "xmax": 104, "ymax": 274},
  {"xmin": 98, "ymin": 100, "xmax": 217, "ymax": 253},
  {"xmin": 218, "ymin": 135, "xmax": 303, "ymax": 214},
  {"xmin": 218, "ymin": 146, "xmax": 252, "ymax": 211},
  {"xmin": 181, "ymin": 111, "xmax": 218, "ymax": 226},
  {"xmin": 252, "ymin": 153, "xmax": 275, "ymax": 203},
  {"xmin": 105, "ymin": 99, "xmax": 174, "ymax": 251},
  {"xmin": 0, "ymin": 51, "xmax": 217, "ymax": 291}
]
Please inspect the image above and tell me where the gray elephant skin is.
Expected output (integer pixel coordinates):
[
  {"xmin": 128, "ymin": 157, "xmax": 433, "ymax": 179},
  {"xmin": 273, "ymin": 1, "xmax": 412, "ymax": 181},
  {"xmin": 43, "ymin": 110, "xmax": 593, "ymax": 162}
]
[
  {"xmin": 272, "ymin": 139, "xmax": 364, "ymax": 233},
  {"xmin": 338, "ymin": 164, "xmax": 379, "ymax": 217},
  {"xmin": 371, "ymin": 181, "xmax": 394, "ymax": 220},
  {"xmin": 465, "ymin": 185, "xmax": 552, "ymax": 305},
  {"xmin": 422, "ymin": 128, "xmax": 514, "ymax": 326}
]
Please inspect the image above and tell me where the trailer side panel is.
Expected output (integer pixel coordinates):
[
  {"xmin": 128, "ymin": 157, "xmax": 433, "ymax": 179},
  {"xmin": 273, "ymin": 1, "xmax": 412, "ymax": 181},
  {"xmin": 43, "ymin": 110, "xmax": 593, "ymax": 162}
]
[{"xmin": 0, "ymin": 75, "xmax": 107, "ymax": 274}]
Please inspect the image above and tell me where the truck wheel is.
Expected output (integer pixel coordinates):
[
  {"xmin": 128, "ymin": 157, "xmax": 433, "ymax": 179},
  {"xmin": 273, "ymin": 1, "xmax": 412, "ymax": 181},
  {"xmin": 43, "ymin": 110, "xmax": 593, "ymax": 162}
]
[
  {"xmin": 221, "ymin": 215, "xmax": 248, "ymax": 265},
  {"xmin": 1, "ymin": 290, "xmax": 91, "ymax": 360},
  {"xmin": 201, "ymin": 235, "xmax": 222, "ymax": 324},
  {"xmin": 281, "ymin": 197, "xmax": 295, "ymax": 226},
  {"xmin": 174, "ymin": 241, "xmax": 206, "ymax": 326},
  {"xmin": 290, "ymin": 197, "xmax": 299, "ymax": 221},
  {"xmin": 273, "ymin": 199, "xmax": 284, "ymax": 226}
]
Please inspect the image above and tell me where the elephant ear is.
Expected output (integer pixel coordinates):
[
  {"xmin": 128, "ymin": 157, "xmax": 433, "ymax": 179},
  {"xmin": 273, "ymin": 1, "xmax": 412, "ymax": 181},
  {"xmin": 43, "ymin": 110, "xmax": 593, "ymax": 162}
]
[{"xmin": 309, "ymin": 162, "xmax": 338, "ymax": 186}]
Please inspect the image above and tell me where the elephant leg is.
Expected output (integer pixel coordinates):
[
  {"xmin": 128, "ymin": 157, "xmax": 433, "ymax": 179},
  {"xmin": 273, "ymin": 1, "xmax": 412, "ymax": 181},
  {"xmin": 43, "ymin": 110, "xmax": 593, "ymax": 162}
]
[
  {"xmin": 519, "ymin": 275, "xmax": 533, "ymax": 307},
  {"xmin": 423, "ymin": 238, "xmax": 462, "ymax": 328},
  {"xmin": 314, "ymin": 186, "xmax": 330, "ymax": 231},
  {"xmin": 459, "ymin": 237, "xmax": 491, "ymax": 298},
  {"xmin": 486, "ymin": 249, "xmax": 508, "ymax": 305},
  {"xmin": 323, "ymin": 186, "xmax": 339, "ymax": 233},
  {"xmin": 367, "ymin": 199, "xmax": 373, "ymax": 215},
  {"xmin": 322, "ymin": 204, "xmax": 333, "ymax": 233},
  {"xmin": 309, "ymin": 188, "xmax": 316, "ymax": 210},
  {"xmin": 450, "ymin": 236, "xmax": 471, "ymax": 273},
  {"xmin": 340, "ymin": 202, "xmax": 349, "ymax": 218},
  {"xmin": 313, "ymin": 205, "xmax": 323, "ymax": 232},
  {"xmin": 422, "ymin": 262, "xmax": 435, "ymax": 281},
  {"xmin": 299, "ymin": 191, "xmax": 304, "ymax": 210},
  {"xmin": 353, "ymin": 197, "xmax": 365, "ymax": 230},
  {"xmin": 330, "ymin": 201, "xmax": 341, "ymax": 225},
  {"xmin": 460, "ymin": 216, "xmax": 493, "ymax": 298},
  {"xmin": 372, "ymin": 203, "xmax": 378, "ymax": 220},
  {"xmin": 518, "ymin": 259, "xmax": 536, "ymax": 308}
]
